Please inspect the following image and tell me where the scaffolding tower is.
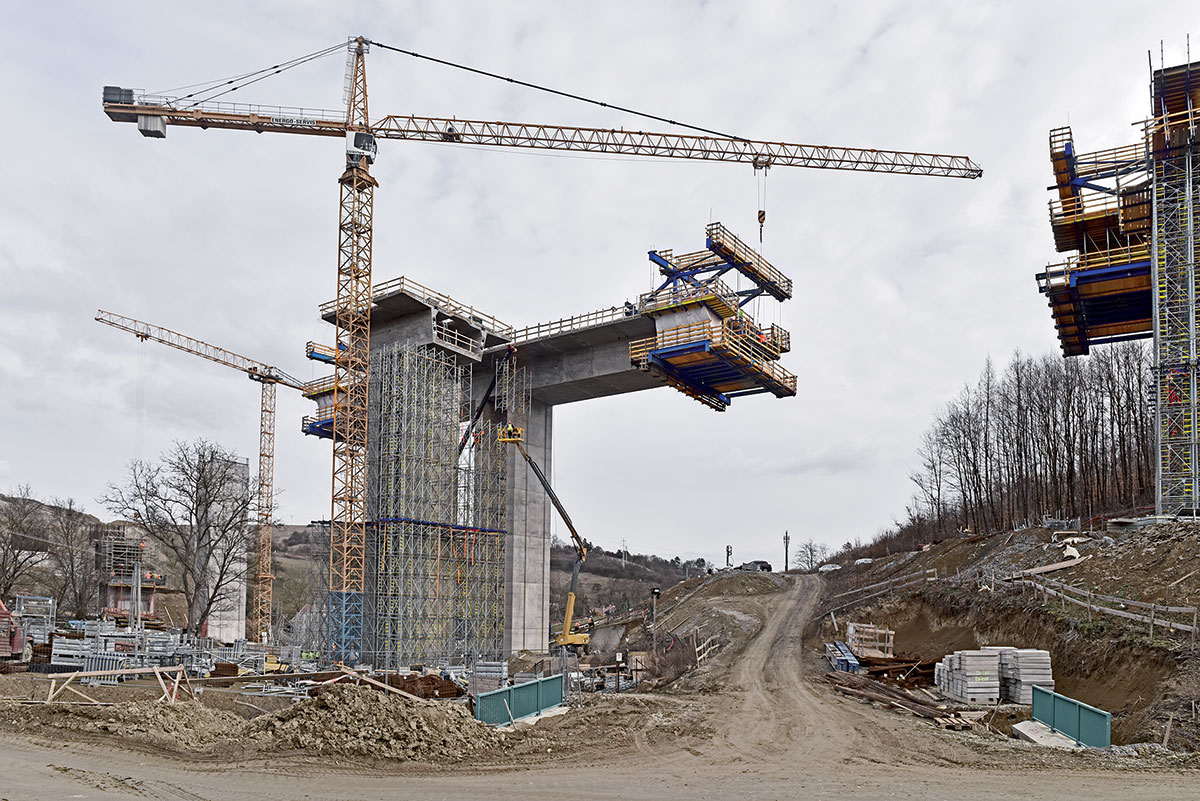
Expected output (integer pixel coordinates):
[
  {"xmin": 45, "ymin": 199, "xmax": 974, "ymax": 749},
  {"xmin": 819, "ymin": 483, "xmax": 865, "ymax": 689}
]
[
  {"xmin": 1035, "ymin": 55, "xmax": 1200, "ymax": 516},
  {"xmin": 1150, "ymin": 60, "xmax": 1200, "ymax": 514},
  {"xmin": 366, "ymin": 343, "xmax": 521, "ymax": 667}
]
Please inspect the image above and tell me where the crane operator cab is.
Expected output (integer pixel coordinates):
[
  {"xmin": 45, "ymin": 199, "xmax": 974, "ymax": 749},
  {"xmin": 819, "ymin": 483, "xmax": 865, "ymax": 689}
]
[{"xmin": 346, "ymin": 131, "xmax": 377, "ymax": 165}]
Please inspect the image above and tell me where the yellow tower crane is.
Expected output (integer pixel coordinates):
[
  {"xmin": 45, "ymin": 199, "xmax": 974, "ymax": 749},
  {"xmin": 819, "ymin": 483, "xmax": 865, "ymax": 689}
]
[
  {"xmin": 102, "ymin": 35, "xmax": 982, "ymax": 661},
  {"xmin": 95, "ymin": 309, "xmax": 316, "ymax": 643}
]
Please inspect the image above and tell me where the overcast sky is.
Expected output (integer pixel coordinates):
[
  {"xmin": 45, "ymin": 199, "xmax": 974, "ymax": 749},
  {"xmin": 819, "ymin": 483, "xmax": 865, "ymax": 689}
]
[{"xmin": 1, "ymin": 3, "xmax": 1194, "ymax": 566}]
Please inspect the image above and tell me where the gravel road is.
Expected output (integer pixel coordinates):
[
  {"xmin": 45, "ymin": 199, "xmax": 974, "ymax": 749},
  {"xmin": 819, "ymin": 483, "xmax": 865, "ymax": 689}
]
[{"xmin": 1, "ymin": 575, "xmax": 1196, "ymax": 800}]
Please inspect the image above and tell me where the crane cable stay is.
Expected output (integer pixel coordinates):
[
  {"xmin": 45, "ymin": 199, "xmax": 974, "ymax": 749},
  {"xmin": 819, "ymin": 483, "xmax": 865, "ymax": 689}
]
[{"xmin": 103, "ymin": 34, "xmax": 984, "ymax": 663}]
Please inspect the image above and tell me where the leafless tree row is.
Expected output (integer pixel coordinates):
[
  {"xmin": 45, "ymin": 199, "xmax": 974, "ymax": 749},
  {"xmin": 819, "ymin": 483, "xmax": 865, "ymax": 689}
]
[
  {"xmin": 0, "ymin": 487, "xmax": 98, "ymax": 616},
  {"xmin": 863, "ymin": 344, "xmax": 1154, "ymax": 557}
]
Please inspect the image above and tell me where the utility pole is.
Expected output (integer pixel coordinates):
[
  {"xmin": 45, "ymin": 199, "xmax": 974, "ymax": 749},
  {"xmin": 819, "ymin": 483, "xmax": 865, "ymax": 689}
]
[
  {"xmin": 784, "ymin": 530, "xmax": 790, "ymax": 572},
  {"xmin": 651, "ymin": 587, "xmax": 661, "ymax": 653}
]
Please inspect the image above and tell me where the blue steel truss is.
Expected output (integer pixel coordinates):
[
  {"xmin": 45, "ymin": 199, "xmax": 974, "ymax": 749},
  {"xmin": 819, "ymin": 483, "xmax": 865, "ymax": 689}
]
[{"xmin": 648, "ymin": 222, "xmax": 793, "ymax": 308}]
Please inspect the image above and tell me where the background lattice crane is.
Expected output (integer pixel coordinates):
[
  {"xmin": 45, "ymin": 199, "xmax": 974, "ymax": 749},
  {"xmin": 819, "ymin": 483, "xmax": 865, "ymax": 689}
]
[
  {"xmin": 95, "ymin": 309, "xmax": 312, "ymax": 642},
  {"xmin": 102, "ymin": 35, "xmax": 982, "ymax": 662}
]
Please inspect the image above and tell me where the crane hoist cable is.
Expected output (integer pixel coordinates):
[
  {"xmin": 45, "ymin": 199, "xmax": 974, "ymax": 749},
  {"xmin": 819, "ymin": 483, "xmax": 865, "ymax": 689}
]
[{"xmin": 755, "ymin": 159, "xmax": 769, "ymax": 244}]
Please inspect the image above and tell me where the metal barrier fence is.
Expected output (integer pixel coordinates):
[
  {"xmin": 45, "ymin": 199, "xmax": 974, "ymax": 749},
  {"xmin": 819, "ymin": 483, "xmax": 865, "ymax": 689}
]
[
  {"xmin": 475, "ymin": 674, "xmax": 564, "ymax": 726},
  {"xmin": 1032, "ymin": 685, "xmax": 1111, "ymax": 748}
]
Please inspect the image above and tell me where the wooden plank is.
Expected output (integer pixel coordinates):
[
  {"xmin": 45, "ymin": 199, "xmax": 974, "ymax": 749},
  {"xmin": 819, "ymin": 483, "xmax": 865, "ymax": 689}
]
[
  {"xmin": 1008, "ymin": 555, "xmax": 1092, "ymax": 578},
  {"xmin": 48, "ymin": 665, "xmax": 186, "ymax": 680},
  {"xmin": 188, "ymin": 669, "xmax": 338, "ymax": 685},
  {"xmin": 339, "ymin": 668, "xmax": 429, "ymax": 704}
]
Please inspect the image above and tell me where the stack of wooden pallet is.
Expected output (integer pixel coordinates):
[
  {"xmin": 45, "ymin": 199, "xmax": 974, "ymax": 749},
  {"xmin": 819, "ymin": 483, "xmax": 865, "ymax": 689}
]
[
  {"xmin": 983, "ymin": 646, "xmax": 1054, "ymax": 703},
  {"xmin": 934, "ymin": 650, "xmax": 1000, "ymax": 704}
]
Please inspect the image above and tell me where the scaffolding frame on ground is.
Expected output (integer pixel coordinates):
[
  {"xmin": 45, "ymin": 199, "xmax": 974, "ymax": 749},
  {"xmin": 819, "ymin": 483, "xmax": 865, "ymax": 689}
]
[{"xmin": 366, "ymin": 343, "xmax": 523, "ymax": 668}]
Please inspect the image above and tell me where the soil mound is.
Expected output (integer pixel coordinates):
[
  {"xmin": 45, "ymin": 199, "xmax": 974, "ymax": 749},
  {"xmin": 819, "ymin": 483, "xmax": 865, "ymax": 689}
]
[
  {"xmin": 0, "ymin": 698, "xmax": 241, "ymax": 749},
  {"xmin": 247, "ymin": 684, "xmax": 503, "ymax": 760}
]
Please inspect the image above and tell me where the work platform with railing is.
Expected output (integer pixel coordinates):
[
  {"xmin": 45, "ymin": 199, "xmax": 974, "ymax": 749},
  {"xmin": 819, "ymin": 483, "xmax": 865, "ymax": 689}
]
[
  {"xmin": 631, "ymin": 222, "xmax": 795, "ymax": 410},
  {"xmin": 1036, "ymin": 124, "xmax": 1152, "ymax": 357}
]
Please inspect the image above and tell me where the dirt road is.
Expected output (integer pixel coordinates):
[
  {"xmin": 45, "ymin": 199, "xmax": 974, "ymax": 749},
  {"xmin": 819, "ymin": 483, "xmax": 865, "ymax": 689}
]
[{"xmin": 1, "ymin": 575, "xmax": 1196, "ymax": 800}]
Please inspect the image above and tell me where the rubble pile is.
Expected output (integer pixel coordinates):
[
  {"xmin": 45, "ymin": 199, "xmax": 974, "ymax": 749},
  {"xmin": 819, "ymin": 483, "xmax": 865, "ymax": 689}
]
[{"xmin": 248, "ymin": 684, "xmax": 503, "ymax": 760}]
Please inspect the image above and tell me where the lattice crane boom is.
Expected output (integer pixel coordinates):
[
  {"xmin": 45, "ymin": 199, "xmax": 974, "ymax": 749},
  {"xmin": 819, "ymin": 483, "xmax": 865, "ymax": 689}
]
[
  {"xmin": 102, "ymin": 100, "xmax": 983, "ymax": 179},
  {"xmin": 94, "ymin": 310, "xmax": 307, "ymax": 389},
  {"xmin": 94, "ymin": 308, "xmax": 308, "ymax": 643}
]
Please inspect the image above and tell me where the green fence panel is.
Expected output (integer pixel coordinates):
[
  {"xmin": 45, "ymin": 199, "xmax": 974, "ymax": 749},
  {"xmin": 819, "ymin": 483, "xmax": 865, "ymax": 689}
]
[
  {"xmin": 1032, "ymin": 685, "xmax": 1111, "ymax": 748},
  {"xmin": 511, "ymin": 680, "xmax": 539, "ymax": 719},
  {"xmin": 474, "ymin": 688, "xmax": 513, "ymax": 726},
  {"xmin": 475, "ymin": 674, "xmax": 565, "ymax": 726}
]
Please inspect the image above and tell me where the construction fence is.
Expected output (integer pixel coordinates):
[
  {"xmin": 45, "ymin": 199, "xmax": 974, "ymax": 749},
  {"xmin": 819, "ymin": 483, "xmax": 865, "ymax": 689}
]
[{"xmin": 475, "ymin": 674, "xmax": 564, "ymax": 726}]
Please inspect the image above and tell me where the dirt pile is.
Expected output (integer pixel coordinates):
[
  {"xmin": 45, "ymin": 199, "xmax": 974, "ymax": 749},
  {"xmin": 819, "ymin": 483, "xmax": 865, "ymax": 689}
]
[
  {"xmin": 1067, "ymin": 522, "xmax": 1200, "ymax": 606},
  {"xmin": 247, "ymin": 684, "xmax": 503, "ymax": 760},
  {"xmin": 0, "ymin": 698, "xmax": 241, "ymax": 749}
]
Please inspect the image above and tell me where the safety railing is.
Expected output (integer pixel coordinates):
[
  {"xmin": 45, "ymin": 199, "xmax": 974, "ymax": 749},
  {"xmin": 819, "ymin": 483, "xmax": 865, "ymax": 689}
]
[
  {"xmin": 705, "ymin": 222, "xmax": 793, "ymax": 299},
  {"xmin": 475, "ymin": 674, "xmax": 564, "ymax": 726},
  {"xmin": 433, "ymin": 322, "xmax": 483, "ymax": 358},
  {"xmin": 630, "ymin": 319, "xmax": 797, "ymax": 394},
  {"xmin": 319, "ymin": 275, "xmax": 515, "ymax": 338},
  {"xmin": 1049, "ymin": 193, "xmax": 1121, "ymax": 225},
  {"xmin": 715, "ymin": 322, "xmax": 797, "ymax": 393},
  {"xmin": 306, "ymin": 341, "xmax": 337, "ymax": 363},
  {"xmin": 727, "ymin": 317, "xmax": 789, "ymax": 360},
  {"xmin": 1032, "ymin": 685, "xmax": 1110, "ymax": 748},
  {"xmin": 301, "ymin": 406, "xmax": 334, "ymax": 434},
  {"xmin": 629, "ymin": 320, "xmax": 714, "ymax": 362},
  {"xmin": 128, "ymin": 93, "xmax": 344, "ymax": 125},
  {"xmin": 1039, "ymin": 242, "xmax": 1153, "ymax": 291},
  {"xmin": 510, "ymin": 305, "xmax": 633, "ymax": 344},
  {"xmin": 1067, "ymin": 142, "xmax": 1147, "ymax": 181},
  {"xmin": 768, "ymin": 324, "xmax": 791, "ymax": 354},
  {"xmin": 639, "ymin": 278, "xmax": 739, "ymax": 319},
  {"xmin": 1079, "ymin": 241, "xmax": 1151, "ymax": 270},
  {"xmin": 302, "ymin": 375, "xmax": 337, "ymax": 397}
]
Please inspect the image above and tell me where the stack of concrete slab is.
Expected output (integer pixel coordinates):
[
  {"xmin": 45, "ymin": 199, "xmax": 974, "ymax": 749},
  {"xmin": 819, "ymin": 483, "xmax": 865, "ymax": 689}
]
[
  {"xmin": 983, "ymin": 646, "xmax": 1054, "ymax": 703},
  {"xmin": 934, "ymin": 649, "xmax": 1000, "ymax": 704}
]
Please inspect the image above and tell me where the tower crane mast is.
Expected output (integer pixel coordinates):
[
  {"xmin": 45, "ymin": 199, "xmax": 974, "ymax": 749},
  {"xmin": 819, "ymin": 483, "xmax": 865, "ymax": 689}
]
[
  {"xmin": 95, "ymin": 309, "xmax": 311, "ymax": 642},
  {"xmin": 102, "ymin": 35, "xmax": 982, "ymax": 662}
]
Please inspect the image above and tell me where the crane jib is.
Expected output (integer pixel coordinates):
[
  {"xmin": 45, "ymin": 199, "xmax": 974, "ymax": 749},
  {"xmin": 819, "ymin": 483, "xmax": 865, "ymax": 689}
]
[{"xmin": 102, "ymin": 97, "xmax": 983, "ymax": 179}]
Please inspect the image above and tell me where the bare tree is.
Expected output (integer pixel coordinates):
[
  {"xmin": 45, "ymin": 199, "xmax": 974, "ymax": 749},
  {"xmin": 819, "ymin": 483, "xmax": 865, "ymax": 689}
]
[
  {"xmin": 102, "ymin": 440, "xmax": 254, "ymax": 637},
  {"xmin": 792, "ymin": 538, "xmax": 829, "ymax": 572},
  {"xmin": 0, "ymin": 485, "xmax": 48, "ymax": 597},
  {"xmin": 842, "ymin": 342, "xmax": 1156, "ymax": 562},
  {"xmin": 45, "ymin": 498, "xmax": 99, "ymax": 618}
]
